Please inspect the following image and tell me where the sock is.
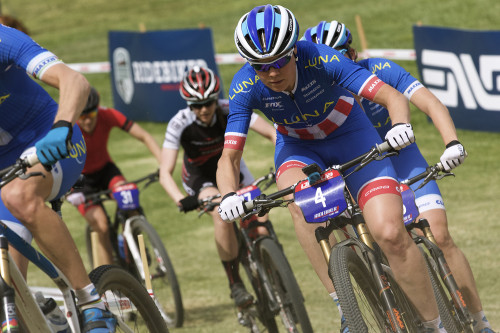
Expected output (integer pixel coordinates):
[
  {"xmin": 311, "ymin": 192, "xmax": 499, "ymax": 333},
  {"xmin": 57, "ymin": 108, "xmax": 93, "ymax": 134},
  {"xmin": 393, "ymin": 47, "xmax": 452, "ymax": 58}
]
[
  {"xmin": 330, "ymin": 292, "xmax": 345, "ymax": 323},
  {"xmin": 472, "ymin": 310, "xmax": 492, "ymax": 332},
  {"xmin": 75, "ymin": 283, "xmax": 106, "ymax": 311},
  {"xmin": 422, "ymin": 316, "xmax": 446, "ymax": 333},
  {"xmin": 222, "ymin": 258, "xmax": 242, "ymax": 286}
]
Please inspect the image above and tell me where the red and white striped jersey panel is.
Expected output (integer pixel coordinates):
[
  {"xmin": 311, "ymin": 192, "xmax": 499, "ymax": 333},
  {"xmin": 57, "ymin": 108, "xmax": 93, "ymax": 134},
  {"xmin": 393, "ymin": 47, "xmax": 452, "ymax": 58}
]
[{"xmin": 275, "ymin": 95, "xmax": 354, "ymax": 140}]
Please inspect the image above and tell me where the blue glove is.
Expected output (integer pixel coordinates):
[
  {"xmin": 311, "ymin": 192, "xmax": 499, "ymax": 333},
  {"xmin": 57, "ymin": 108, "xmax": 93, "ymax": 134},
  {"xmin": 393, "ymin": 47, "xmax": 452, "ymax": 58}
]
[{"xmin": 35, "ymin": 120, "xmax": 73, "ymax": 166}]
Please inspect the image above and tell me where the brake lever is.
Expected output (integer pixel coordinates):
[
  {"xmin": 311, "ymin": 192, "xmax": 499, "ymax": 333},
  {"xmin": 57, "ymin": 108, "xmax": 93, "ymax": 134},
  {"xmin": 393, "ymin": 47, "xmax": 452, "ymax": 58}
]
[
  {"xmin": 19, "ymin": 171, "xmax": 45, "ymax": 180},
  {"xmin": 435, "ymin": 171, "xmax": 455, "ymax": 181},
  {"xmin": 374, "ymin": 150, "xmax": 399, "ymax": 161}
]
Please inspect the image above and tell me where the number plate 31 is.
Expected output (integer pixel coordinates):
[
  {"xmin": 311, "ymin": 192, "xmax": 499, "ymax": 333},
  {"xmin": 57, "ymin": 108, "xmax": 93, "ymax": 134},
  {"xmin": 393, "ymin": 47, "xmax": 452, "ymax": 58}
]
[{"xmin": 112, "ymin": 183, "xmax": 140, "ymax": 210}]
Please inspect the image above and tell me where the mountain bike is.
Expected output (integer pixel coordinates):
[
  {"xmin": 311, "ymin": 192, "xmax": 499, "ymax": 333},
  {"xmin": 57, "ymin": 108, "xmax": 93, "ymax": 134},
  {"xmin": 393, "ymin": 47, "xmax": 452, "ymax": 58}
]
[
  {"xmin": 82, "ymin": 170, "xmax": 184, "ymax": 328},
  {"xmin": 401, "ymin": 164, "xmax": 474, "ymax": 332},
  {"xmin": 241, "ymin": 142, "xmax": 425, "ymax": 332},
  {"xmin": 199, "ymin": 169, "xmax": 314, "ymax": 333},
  {"xmin": 0, "ymin": 154, "xmax": 168, "ymax": 332}
]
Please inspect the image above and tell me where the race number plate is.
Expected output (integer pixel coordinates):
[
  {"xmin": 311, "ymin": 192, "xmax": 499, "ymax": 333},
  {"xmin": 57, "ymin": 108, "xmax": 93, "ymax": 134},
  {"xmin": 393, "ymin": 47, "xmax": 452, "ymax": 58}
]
[
  {"xmin": 112, "ymin": 183, "xmax": 140, "ymax": 210},
  {"xmin": 294, "ymin": 170, "xmax": 347, "ymax": 223},
  {"xmin": 400, "ymin": 184, "xmax": 419, "ymax": 225},
  {"xmin": 237, "ymin": 185, "xmax": 262, "ymax": 201}
]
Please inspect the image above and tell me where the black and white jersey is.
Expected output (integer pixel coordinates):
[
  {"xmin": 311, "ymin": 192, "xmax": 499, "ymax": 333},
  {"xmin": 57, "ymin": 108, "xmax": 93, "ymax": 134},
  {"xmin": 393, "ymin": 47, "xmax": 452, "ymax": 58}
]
[{"xmin": 163, "ymin": 99, "xmax": 257, "ymax": 167}]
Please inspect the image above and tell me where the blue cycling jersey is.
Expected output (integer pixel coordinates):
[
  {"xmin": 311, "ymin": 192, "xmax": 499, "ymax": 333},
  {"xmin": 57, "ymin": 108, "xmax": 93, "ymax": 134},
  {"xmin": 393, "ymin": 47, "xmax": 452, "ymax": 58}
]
[
  {"xmin": 357, "ymin": 58, "xmax": 422, "ymax": 139},
  {"xmin": 225, "ymin": 41, "xmax": 385, "ymax": 150},
  {"xmin": 0, "ymin": 24, "xmax": 62, "ymax": 168},
  {"xmin": 0, "ymin": 25, "xmax": 87, "ymax": 234},
  {"xmin": 224, "ymin": 41, "xmax": 404, "ymax": 208}
]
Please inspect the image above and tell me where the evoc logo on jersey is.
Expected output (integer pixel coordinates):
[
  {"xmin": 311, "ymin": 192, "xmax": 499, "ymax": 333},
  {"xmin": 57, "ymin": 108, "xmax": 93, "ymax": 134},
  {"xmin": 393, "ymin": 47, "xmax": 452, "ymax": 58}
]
[{"xmin": 421, "ymin": 49, "xmax": 500, "ymax": 111}]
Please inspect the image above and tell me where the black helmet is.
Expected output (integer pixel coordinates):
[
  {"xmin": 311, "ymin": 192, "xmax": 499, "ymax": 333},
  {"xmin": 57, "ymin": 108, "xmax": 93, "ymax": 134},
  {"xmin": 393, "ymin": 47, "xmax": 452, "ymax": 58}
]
[{"xmin": 82, "ymin": 87, "xmax": 100, "ymax": 114}]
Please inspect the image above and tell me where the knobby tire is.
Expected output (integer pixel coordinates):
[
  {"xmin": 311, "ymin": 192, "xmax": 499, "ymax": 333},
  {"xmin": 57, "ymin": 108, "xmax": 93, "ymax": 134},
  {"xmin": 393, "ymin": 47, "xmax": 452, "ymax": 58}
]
[
  {"xmin": 257, "ymin": 238, "xmax": 313, "ymax": 333},
  {"xmin": 129, "ymin": 215, "xmax": 184, "ymax": 328},
  {"xmin": 329, "ymin": 246, "xmax": 389, "ymax": 332},
  {"xmin": 89, "ymin": 265, "xmax": 169, "ymax": 333},
  {"xmin": 420, "ymin": 247, "xmax": 467, "ymax": 332}
]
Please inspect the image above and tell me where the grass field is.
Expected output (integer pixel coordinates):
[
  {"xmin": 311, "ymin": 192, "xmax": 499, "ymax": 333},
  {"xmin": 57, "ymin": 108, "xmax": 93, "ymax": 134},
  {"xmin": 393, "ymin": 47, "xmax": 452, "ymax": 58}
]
[{"xmin": 3, "ymin": 0, "xmax": 500, "ymax": 331}]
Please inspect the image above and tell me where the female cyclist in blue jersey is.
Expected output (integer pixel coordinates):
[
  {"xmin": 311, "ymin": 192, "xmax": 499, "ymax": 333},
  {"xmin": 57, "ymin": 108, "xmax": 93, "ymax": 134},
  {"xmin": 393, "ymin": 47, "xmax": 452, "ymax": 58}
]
[
  {"xmin": 0, "ymin": 24, "xmax": 115, "ymax": 332},
  {"xmin": 216, "ymin": 4, "xmax": 446, "ymax": 332},
  {"xmin": 302, "ymin": 19, "xmax": 494, "ymax": 333}
]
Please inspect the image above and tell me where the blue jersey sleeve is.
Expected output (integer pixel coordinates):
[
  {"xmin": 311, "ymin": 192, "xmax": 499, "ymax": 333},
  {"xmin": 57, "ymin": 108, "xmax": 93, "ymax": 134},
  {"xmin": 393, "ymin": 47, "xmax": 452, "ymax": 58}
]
[
  {"xmin": 0, "ymin": 25, "xmax": 62, "ymax": 79},
  {"xmin": 357, "ymin": 58, "xmax": 423, "ymax": 138},
  {"xmin": 225, "ymin": 66, "xmax": 258, "ymax": 150},
  {"xmin": 0, "ymin": 25, "xmax": 60, "ymax": 167},
  {"xmin": 357, "ymin": 58, "xmax": 422, "ymax": 98}
]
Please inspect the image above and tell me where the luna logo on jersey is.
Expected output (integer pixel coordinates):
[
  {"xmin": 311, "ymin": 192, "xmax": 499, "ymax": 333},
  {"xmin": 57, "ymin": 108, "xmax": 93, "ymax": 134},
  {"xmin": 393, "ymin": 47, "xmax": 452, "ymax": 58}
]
[{"xmin": 68, "ymin": 139, "xmax": 86, "ymax": 165}]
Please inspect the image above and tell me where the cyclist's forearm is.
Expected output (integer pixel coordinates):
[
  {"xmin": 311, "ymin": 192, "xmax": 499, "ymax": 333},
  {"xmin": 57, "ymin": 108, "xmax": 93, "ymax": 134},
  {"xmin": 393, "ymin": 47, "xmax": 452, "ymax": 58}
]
[
  {"xmin": 159, "ymin": 148, "xmax": 184, "ymax": 204},
  {"xmin": 159, "ymin": 170, "xmax": 185, "ymax": 204},
  {"xmin": 144, "ymin": 135, "xmax": 161, "ymax": 163},
  {"xmin": 374, "ymin": 85, "xmax": 411, "ymax": 124},
  {"xmin": 411, "ymin": 88, "xmax": 458, "ymax": 145},
  {"xmin": 216, "ymin": 149, "xmax": 242, "ymax": 196},
  {"xmin": 42, "ymin": 64, "xmax": 90, "ymax": 124},
  {"xmin": 129, "ymin": 123, "xmax": 162, "ymax": 162}
]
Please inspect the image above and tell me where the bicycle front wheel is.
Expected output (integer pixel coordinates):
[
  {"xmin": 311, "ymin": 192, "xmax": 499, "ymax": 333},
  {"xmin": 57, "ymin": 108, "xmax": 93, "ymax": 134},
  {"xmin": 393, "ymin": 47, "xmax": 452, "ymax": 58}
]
[
  {"xmin": 329, "ymin": 245, "xmax": 389, "ymax": 332},
  {"xmin": 89, "ymin": 265, "xmax": 169, "ymax": 333},
  {"xmin": 257, "ymin": 238, "xmax": 313, "ymax": 333},
  {"xmin": 420, "ymin": 247, "xmax": 472, "ymax": 332},
  {"xmin": 128, "ymin": 215, "xmax": 184, "ymax": 328}
]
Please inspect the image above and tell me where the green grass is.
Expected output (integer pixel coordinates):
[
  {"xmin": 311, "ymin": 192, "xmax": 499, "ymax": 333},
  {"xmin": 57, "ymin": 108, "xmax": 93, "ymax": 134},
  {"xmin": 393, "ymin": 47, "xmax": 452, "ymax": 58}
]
[{"xmin": 4, "ymin": 0, "xmax": 500, "ymax": 331}]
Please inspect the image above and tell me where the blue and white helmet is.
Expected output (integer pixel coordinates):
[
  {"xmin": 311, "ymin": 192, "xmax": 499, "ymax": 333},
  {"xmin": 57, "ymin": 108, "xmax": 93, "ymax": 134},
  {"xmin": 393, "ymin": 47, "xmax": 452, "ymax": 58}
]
[
  {"xmin": 234, "ymin": 5, "xmax": 299, "ymax": 62},
  {"xmin": 301, "ymin": 20, "xmax": 352, "ymax": 50}
]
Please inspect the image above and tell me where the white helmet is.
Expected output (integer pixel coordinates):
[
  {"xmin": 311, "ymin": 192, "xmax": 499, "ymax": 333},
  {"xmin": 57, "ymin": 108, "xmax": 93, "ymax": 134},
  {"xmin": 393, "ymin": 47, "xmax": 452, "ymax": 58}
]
[{"xmin": 234, "ymin": 5, "xmax": 299, "ymax": 62}]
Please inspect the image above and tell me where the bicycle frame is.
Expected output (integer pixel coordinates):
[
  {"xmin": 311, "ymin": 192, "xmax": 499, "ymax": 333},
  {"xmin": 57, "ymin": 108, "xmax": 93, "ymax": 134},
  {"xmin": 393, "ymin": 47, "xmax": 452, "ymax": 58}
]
[
  {"xmin": 0, "ymin": 221, "xmax": 81, "ymax": 332},
  {"xmin": 84, "ymin": 172, "xmax": 157, "ymax": 269},
  {"xmin": 242, "ymin": 142, "xmax": 423, "ymax": 331}
]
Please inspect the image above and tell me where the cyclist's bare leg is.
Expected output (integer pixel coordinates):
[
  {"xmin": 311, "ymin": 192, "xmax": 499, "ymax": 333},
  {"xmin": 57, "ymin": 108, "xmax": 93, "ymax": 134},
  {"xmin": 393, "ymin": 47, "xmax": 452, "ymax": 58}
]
[
  {"xmin": 363, "ymin": 193, "xmax": 439, "ymax": 321},
  {"xmin": 276, "ymin": 167, "xmax": 336, "ymax": 292},
  {"xmin": 421, "ymin": 208, "xmax": 482, "ymax": 313},
  {"xmin": 84, "ymin": 205, "xmax": 114, "ymax": 265},
  {"xmin": 1, "ymin": 164, "xmax": 91, "ymax": 289},
  {"xmin": 199, "ymin": 187, "xmax": 239, "ymax": 261}
]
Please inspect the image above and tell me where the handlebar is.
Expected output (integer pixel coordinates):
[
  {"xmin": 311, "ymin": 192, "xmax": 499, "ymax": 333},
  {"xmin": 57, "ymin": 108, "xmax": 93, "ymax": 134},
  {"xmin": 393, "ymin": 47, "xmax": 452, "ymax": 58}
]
[
  {"xmin": 0, "ymin": 154, "xmax": 41, "ymax": 188},
  {"xmin": 240, "ymin": 142, "xmax": 397, "ymax": 217},
  {"xmin": 196, "ymin": 168, "xmax": 277, "ymax": 217},
  {"xmin": 82, "ymin": 170, "xmax": 160, "ymax": 204},
  {"xmin": 400, "ymin": 162, "xmax": 452, "ymax": 191}
]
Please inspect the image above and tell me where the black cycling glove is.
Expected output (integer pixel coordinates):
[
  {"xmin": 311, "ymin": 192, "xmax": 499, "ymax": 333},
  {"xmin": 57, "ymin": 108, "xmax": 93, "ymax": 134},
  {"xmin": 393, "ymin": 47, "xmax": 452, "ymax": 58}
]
[{"xmin": 179, "ymin": 196, "xmax": 199, "ymax": 212}]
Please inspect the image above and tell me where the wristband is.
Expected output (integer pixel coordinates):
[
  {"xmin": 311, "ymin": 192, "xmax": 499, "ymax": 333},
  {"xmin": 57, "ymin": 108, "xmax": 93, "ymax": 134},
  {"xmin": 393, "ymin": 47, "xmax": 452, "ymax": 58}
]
[
  {"xmin": 445, "ymin": 140, "xmax": 461, "ymax": 148},
  {"xmin": 222, "ymin": 192, "xmax": 237, "ymax": 201}
]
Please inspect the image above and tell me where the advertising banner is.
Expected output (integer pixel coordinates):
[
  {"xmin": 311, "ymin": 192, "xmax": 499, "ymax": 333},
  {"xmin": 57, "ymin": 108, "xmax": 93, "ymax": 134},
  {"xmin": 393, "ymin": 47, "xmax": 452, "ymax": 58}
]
[
  {"xmin": 109, "ymin": 28, "xmax": 221, "ymax": 122},
  {"xmin": 414, "ymin": 26, "xmax": 500, "ymax": 132}
]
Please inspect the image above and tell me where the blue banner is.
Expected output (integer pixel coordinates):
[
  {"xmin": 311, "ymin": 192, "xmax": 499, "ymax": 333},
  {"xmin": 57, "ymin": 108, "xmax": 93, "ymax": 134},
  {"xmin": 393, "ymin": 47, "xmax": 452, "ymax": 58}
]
[
  {"xmin": 109, "ymin": 29, "xmax": 221, "ymax": 122},
  {"xmin": 413, "ymin": 26, "xmax": 500, "ymax": 132}
]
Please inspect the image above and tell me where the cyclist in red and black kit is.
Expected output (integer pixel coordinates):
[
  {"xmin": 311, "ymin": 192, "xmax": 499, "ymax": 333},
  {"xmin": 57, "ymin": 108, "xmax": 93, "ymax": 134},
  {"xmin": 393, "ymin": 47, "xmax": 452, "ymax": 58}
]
[
  {"xmin": 159, "ymin": 66, "xmax": 276, "ymax": 309},
  {"xmin": 66, "ymin": 87, "xmax": 161, "ymax": 266}
]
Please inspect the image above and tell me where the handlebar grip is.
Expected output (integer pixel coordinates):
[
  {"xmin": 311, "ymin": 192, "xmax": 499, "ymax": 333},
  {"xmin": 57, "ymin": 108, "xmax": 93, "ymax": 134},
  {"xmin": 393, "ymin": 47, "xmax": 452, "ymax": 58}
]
[
  {"xmin": 25, "ymin": 153, "xmax": 39, "ymax": 167},
  {"xmin": 376, "ymin": 141, "xmax": 391, "ymax": 153},
  {"xmin": 244, "ymin": 201, "xmax": 254, "ymax": 213},
  {"xmin": 436, "ymin": 162, "xmax": 444, "ymax": 171}
]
